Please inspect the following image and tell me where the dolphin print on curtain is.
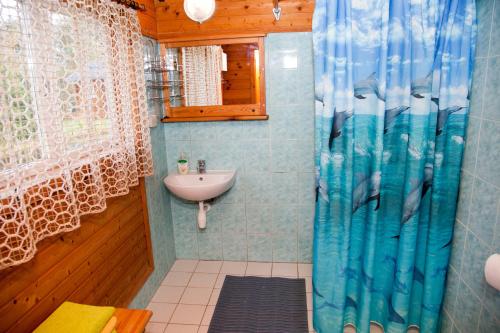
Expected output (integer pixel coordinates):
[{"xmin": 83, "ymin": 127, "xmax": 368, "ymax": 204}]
[{"xmin": 312, "ymin": 1, "xmax": 476, "ymax": 333}]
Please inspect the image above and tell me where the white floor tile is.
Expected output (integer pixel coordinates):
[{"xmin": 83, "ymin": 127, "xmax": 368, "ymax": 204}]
[
  {"xmin": 272, "ymin": 263, "xmax": 298, "ymax": 277},
  {"xmin": 165, "ymin": 324, "xmax": 199, "ymax": 333},
  {"xmin": 145, "ymin": 322, "xmax": 167, "ymax": 333},
  {"xmin": 171, "ymin": 260, "xmax": 199, "ymax": 272},
  {"xmin": 152, "ymin": 285, "xmax": 185, "ymax": 303},
  {"xmin": 201, "ymin": 305, "xmax": 215, "ymax": 326},
  {"xmin": 245, "ymin": 262, "xmax": 272, "ymax": 276},
  {"xmin": 214, "ymin": 274, "xmax": 227, "ymax": 289},
  {"xmin": 147, "ymin": 302, "xmax": 177, "ymax": 323},
  {"xmin": 180, "ymin": 287, "xmax": 213, "ymax": 305},
  {"xmin": 208, "ymin": 288, "xmax": 221, "ymax": 306},
  {"xmin": 162, "ymin": 271, "xmax": 192, "ymax": 287},
  {"xmin": 304, "ymin": 276, "xmax": 312, "ymax": 293},
  {"xmin": 298, "ymin": 263, "xmax": 312, "ymax": 277},
  {"xmin": 188, "ymin": 272, "xmax": 218, "ymax": 288},
  {"xmin": 306, "ymin": 292, "xmax": 312, "ymax": 310},
  {"xmin": 154, "ymin": 260, "xmax": 316, "ymax": 332},
  {"xmin": 170, "ymin": 304, "xmax": 206, "ymax": 325},
  {"xmin": 220, "ymin": 261, "xmax": 247, "ymax": 274},
  {"xmin": 198, "ymin": 326, "xmax": 209, "ymax": 333},
  {"xmin": 195, "ymin": 260, "xmax": 222, "ymax": 273}
]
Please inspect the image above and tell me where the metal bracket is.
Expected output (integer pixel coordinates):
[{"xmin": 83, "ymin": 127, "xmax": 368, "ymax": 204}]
[{"xmin": 273, "ymin": 0, "xmax": 281, "ymax": 21}]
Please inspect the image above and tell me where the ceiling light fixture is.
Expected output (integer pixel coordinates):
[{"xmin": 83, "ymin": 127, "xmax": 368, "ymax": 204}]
[{"xmin": 184, "ymin": 0, "xmax": 216, "ymax": 24}]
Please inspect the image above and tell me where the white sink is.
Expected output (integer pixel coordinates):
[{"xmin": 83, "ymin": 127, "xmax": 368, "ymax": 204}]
[{"xmin": 163, "ymin": 170, "xmax": 236, "ymax": 202}]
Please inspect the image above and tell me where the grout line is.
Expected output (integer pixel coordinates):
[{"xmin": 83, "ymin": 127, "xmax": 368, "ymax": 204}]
[
  {"xmin": 473, "ymin": 172, "xmax": 500, "ymax": 191},
  {"xmin": 460, "ymin": 167, "xmax": 474, "ymax": 177},
  {"xmin": 456, "ymin": 225, "xmax": 468, "ymax": 292},
  {"xmin": 244, "ymin": 191, "xmax": 249, "ymax": 262},
  {"xmin": 443, "ymin": 308, "xmax": 460, "ymax": 333},
  {"xmin": 458, "ymin": 274, "xmax": 485, "ymax": 311},
  {"xmin": 478, "ymin": 113, "xmax": 500, "ymax": 123},
  {"xmin": 475, "ymin": 304, "xmax": 484, "ymax": 333},
  {"xmin": 495, "ymin": 198, "xmax": 500, "ymax": 248},
  {"xmin": 470, "ymin": 0, "xmax": 495, "ymax": 182},
  {"xmin": 463, "ymin": 220, "xmax": 494, "ymax": 251},
  {"xmin": 486, "ymin": 0, "xmax": 496, "ymax": 60},
  {"xmin": 472, "ymin": 106, "xmax": 484, "ymax": 174},
  {"xmin": 456, "ymin": 276, "xmax": 494, "ymax": 333},
  {"xmin": 169, "ymin": 261, "xmax": 207, "ymax": 326}
]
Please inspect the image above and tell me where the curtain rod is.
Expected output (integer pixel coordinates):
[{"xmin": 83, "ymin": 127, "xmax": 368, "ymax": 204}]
[{"xmin": 112, "ymin": 0, "xmax": 146, "ymax": 11}]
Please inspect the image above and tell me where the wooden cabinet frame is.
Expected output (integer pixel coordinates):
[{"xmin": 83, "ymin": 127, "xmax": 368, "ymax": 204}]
[{"xmin": 160, "ymin": 35, "xmax": 268, "ymax": 123}]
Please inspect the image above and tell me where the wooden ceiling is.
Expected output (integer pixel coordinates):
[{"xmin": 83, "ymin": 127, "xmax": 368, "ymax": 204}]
[{"xmin": 138, "ymin": 0, "xmax": 314, "ymax": 40}]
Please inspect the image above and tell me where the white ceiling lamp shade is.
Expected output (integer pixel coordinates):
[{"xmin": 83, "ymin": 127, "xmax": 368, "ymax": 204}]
[{"xmin": 184, "ymin": 0, "xmax": 216, "ymax": 24}]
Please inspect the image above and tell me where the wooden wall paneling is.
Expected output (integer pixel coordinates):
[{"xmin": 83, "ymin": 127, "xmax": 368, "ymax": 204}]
[
  {"xmin": 103, "ymin": 246, "xmax": 149, "ymax": 305},
  {"xmin": 0, "ymin": 189, "xmax": 141, "ymax": 309},
  {"xmin": 162, "ymin": 36, "xmax": 266, "ymax": 122},
  {"xmin": 162, "ymin": 115, "xmax": 269, "ymax": 122},
  {"xmin": 222, "ymin": 43, "xmax": 256, "ymax": 105},
  {"xmin": 0, "ymin": 179, "xmax": 153, "ymax": 333},
  {"xmin": 68, "ymin": 212, "xmax": 146, "ymax": 305},
  {"xmin": 89, "ymin": 229, "xmax": 147, "ymax": 305},
  {"xmin": 168, "ymin": 104, "xmax": 262, "ymax": 118},
  {"xmin": 155, "ymin": 0, "xmax": 314, "ymax": 41},
  {"xmin": 114, "ymin": 265, "xmax": 151, "ymax": 307},
  {"xmin": 139, "ymin": 175, "xmax": 154, "ymax": 271},
  {"xmin": 0, "ymin": 184, "xmax": 141, "ymax": 292},
  {"xmin": 0, "ymin": 199, "xmax": 136, "ymax": 325},
  {"xmin": 257, "ymin": 36, "xmax": 266, "ymax": 116},
  {"xmin": 3, "ymin": 211, "xmax": 143, "ymax": 332},
  {"xmin": 137, "ymin": 0, "xmax": 158, "ymax": 38},
  {"xmin": 0, "ymin": 201, "xmax": 143, "ymax": 331},
  {"xmin": 65, "ymin": 221, "xmax": 144, "ymax": 306},
  {"xmin": 164, "ymin": 35, "xmax": 265, "ymax": 47}
]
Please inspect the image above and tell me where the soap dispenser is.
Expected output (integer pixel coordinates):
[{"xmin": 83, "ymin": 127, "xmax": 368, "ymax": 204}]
[{"xmin": 177, "ymin": 152, "xmax": 189, "ymax": 175}]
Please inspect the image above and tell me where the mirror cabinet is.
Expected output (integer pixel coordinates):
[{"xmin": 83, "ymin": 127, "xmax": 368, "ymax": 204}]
[{"xmin": 149, "ymin": 36, "xmax": 267, "ymax": 122}]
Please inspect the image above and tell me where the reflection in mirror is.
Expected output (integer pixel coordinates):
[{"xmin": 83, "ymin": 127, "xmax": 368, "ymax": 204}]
[{"xmin": 163, "ymin": 42, "xmax": 260, "ymax": 107}]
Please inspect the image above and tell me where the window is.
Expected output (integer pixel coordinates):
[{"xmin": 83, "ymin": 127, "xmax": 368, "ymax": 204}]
[{"xmin": 0, "ymin": 0, "xmax": 152, "ymax": 270}]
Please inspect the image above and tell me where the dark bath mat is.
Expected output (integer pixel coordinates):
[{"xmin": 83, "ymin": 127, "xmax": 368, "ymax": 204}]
[{"xmin": 208, "ymin": 275, "xmax": 308, "ymax": 333}]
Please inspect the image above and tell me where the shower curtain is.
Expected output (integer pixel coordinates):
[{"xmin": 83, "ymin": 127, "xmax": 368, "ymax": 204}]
[
  {"xmin": 312, "ymin": 1, "xmax": 476, "ymax": 333},
  {"xmin": 182, "ymin": 46, "xmax": 223, "ymax": 106}
]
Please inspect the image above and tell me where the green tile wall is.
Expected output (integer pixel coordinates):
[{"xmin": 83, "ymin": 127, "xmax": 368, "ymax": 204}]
[
  {"xmin": 441, "ymin": 0, "xmax": 500, "ymax": 331},
  {"xmin": 164, "ymin": 33, "xmax": 316, "ymax": 263},
  {"xmin": 130, "ymin": 37, "xmax": 177, "ymax": 306}
]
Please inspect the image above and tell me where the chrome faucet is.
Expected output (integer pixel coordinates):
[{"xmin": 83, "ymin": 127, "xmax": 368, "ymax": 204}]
[{"xmin": 197, "ymin": 160, "xmax": 206, "ymax": 174}]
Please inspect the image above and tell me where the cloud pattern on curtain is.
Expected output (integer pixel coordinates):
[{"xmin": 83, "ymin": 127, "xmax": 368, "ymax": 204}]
[{"xmin": 312, "ymin": 0, "xmax": 476, "ymax": 332}]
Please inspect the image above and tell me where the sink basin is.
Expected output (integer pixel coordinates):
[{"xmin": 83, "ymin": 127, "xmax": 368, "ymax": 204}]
[{"xmin": 164, "ymin": 170, "xmax": 236, "ymax": 202}]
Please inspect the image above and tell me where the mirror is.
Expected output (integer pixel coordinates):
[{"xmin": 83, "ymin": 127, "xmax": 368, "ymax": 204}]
[
  {"xmin": 164, "ymin": 42, "xmax": 260, "ymax": 107},
  {"xmin": 158, "ymin": 37, "xmax": 267, "ymax": 122}
]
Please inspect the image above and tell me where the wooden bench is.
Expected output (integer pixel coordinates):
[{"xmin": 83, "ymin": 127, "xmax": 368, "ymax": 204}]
[{"xmin": 114, "ymin": 308, "xmax": 152, "ymax": 333}]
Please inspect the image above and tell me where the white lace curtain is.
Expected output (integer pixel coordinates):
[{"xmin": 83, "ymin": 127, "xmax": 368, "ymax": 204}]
[
  {"xmin": 0, "ymin": 0, "xmax": 153, "ymax": 269},
  {"xmin": 182, "ymin": 45, "xmax": 223, "ymax": 106}
]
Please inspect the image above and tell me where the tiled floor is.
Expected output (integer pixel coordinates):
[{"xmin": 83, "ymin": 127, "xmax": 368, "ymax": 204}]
[{"xmin": 145, "ymin": 260, "xmax": 314, "ymax": 333}]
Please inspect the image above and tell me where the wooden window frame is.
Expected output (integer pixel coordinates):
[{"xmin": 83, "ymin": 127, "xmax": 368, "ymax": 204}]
[{"xmin": 160, "ymin": 35, "xmax": 268, "ymax": 123}]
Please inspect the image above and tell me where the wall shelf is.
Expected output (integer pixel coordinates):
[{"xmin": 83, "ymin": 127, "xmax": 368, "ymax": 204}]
[{"xmin": 161, "ymin": 115, "xmax": 268, "ymax": 123}]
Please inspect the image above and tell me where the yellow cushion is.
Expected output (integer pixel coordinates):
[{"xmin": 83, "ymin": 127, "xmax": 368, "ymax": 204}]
[{"xmin": 34, "ymin": 302, "xmax": 115, "ymax": 333}]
